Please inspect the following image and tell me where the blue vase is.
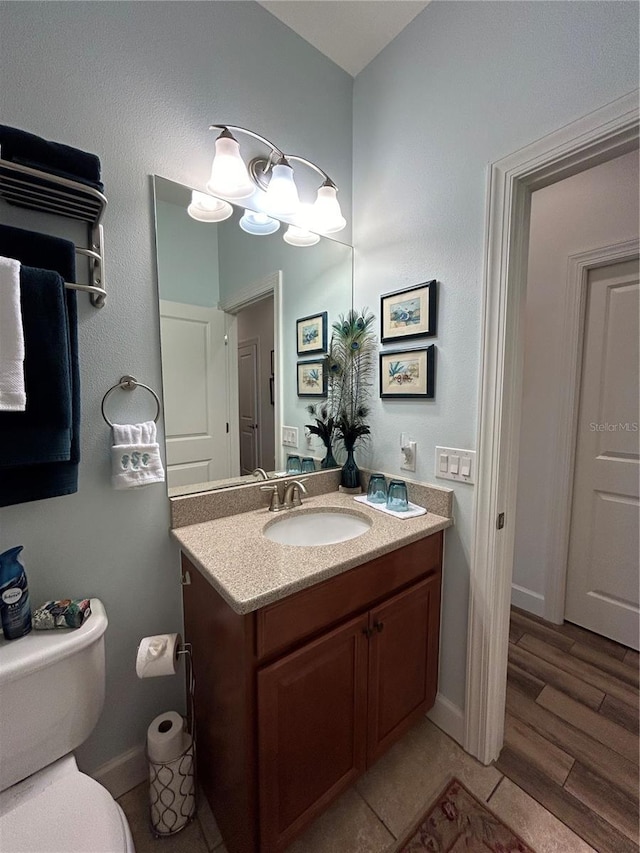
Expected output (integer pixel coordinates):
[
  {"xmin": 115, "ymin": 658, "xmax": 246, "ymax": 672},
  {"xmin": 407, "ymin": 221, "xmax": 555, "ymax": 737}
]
[
  {"xmin": 340, "ymin": 447, "xmax": 360, "ymax": 489},
  {"xmin": 321, "ymin": 441, "xmax": 338, "ymax": 469}
]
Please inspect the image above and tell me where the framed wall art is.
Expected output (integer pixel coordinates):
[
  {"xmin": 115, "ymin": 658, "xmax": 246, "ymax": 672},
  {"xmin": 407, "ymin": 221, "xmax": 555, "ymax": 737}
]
[
  {"xmin": 296, "ymin": 311, "xmax": 327, "ymax": 356},
  {"xmin": 379, "ymin": 346, "xmax": 435, "ymax": 399},
  {"xmin": 380, "ymin": 280, "xmax": 437, "ymax": 343},
  {"xmin": 297, "ymin": 360, "xmax": 327, "ymax": 397}
]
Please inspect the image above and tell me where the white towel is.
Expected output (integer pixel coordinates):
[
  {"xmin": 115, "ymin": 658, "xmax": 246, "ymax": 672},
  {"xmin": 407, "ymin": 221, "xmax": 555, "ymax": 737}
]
[
  {"xmin": 0, "ymin": 255, "xmax": 26, "ymax": 411},
  {"xmin": 111, "ymin": 421, "xmax": 165, "ymax": 489}
]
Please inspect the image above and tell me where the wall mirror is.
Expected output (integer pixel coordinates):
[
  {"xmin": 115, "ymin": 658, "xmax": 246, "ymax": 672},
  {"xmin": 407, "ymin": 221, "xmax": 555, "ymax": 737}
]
[{"xmin": 152, "ymin": 176, "xmax": 353, "ymax": 496}]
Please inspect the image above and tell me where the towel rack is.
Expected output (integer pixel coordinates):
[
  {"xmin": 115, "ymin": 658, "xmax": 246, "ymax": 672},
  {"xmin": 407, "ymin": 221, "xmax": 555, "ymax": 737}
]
[
  {"xmin": 0, "ymin": 158, "xmax": 107, "ymax": 307},
  {"xmin": 101, "ymin": 375, "xmax": 161, "ymax": 427}
]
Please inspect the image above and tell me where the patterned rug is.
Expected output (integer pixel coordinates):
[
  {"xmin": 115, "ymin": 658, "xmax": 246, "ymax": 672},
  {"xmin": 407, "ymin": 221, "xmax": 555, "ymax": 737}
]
[{"xmin": 395, "ymin": 778, "xmax": 535, "ymax": 852}]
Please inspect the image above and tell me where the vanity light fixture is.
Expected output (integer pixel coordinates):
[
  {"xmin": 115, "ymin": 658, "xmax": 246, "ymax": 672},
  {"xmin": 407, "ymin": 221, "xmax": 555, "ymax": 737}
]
[
  {"xmin": 187, "ymin": 190, "xmax": 233, "ymax": 223},
  {"xmin": 206, "ymin": 128, "xmax": 254, "ymax": 200},
  {"xmin": 239, "ymin": 209, "xmax": 280, "ymax": 236},
  {"xmin": 283, "ymin": 225, "xmax": 320, "ymax": 247},
  {"xmin": 206, "ymin": 124, "xmax": 346, "ymax": 235}
]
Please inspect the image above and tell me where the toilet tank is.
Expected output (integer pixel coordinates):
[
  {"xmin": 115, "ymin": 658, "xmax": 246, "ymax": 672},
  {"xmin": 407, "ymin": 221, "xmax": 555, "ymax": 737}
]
[{"xmin": 0, "ymin": 599, "xmax": 107, "ymax": 792}]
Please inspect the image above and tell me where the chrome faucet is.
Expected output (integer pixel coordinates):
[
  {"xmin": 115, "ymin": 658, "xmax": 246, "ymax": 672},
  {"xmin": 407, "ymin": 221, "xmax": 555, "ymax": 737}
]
[
  {"xmin": 283, "ymin": 479, "xmax": 308, "ymax": 509},
  {"xmin": 252, "ymin": 468, "xmax": 269, "ymax": 480}
]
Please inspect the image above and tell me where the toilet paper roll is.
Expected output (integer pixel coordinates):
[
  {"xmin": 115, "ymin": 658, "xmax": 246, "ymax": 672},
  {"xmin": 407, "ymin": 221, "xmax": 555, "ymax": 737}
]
[
  {"xmin": 147, "ymin": 710, "xmax": 186, "ymax": 763},
  {"xmin": 136, "ymin": 633, "xmax": 181, "ymax": 678}
]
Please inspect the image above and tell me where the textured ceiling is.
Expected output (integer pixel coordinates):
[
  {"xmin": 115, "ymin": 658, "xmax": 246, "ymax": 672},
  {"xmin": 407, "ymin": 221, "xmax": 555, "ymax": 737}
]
[{"xmin": 258, "ymin": 1, "xmax": 430, "ymax": 77}]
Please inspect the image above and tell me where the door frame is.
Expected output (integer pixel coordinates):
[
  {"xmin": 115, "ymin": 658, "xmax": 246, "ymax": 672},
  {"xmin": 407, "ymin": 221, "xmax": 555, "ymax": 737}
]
[
  {"xmin": 222, "ymin": 271, "xmax": 283, "ymax": 471},
  {"xmin": 545, "ymin": 239, "xmax": 640, "ymax": 623},
  {"xmin": 464, "ymin": 90, "xmax": 639, "ymax": 764},
  {"xmin": 237, "ymin": 337, "xmax": 260, "ymax": 474}
]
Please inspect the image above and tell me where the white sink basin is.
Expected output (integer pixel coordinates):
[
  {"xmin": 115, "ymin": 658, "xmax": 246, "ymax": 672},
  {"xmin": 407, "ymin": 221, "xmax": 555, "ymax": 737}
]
[{"xmin": 264, "ymin": 511, "xmax": 371, "ymax": 547}]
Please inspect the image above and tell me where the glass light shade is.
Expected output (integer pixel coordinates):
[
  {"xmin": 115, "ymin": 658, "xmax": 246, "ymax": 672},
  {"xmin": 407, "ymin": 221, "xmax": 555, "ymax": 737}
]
[
  {"xmin": 239, "ymin": 209, "xmax": 280, "ymax": 236},
  {"xmin": 262, "ymin": 162, "xmax": 300, "ymax": 217},
  {"xmin": 187, "ymin": 190, "xmax": 233, "ymax": 222},
  {"xmin": 311, "ymin": 184, "xmax": 346, "ymax": 233},
  {"xmin": 206, "ymin": 136, "xmax": 254, "ymax": 200},
  {"xmin": 283, "ymin": 225, "xmax": 320, "ymax": 247}
]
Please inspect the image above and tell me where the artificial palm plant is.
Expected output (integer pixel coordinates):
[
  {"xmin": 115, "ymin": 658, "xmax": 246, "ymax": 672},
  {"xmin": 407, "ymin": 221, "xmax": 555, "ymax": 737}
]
[{"xmin": 327, "ymin": 308, "xmax": 377, "ymax": 488}]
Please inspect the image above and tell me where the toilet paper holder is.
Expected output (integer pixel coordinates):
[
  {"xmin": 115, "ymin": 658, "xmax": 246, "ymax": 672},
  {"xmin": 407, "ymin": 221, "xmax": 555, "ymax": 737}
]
[{"xmin": 143, "ymin": 640, "xmax": 198, "ymax": 837}]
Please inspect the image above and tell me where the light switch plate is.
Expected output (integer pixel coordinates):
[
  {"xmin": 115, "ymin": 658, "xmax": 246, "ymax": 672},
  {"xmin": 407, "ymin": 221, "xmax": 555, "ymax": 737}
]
[
  {"xmin": 282, "ymin": 426, "xmax": 299, "ymax": 448},
  {"xmin": 435, "ymin": 446, "xmax": 476, "ymax": 484}
]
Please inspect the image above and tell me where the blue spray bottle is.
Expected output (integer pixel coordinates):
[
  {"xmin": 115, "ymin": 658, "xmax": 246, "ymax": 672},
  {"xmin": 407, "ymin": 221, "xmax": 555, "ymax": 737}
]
[{"xmin": 0, "ymin": 546, "xmax": 32, "ymax": 640}]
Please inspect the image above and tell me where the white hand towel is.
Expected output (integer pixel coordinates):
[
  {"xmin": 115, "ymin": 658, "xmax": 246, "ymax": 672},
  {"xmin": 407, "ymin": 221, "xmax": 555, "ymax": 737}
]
[
  {"xmin": 111, "ymin": 420, "xmax": 165, "ymax": 489},
  {"xmin": 0, "ymin": 255, "xmax": 26, "ymax": 411}
]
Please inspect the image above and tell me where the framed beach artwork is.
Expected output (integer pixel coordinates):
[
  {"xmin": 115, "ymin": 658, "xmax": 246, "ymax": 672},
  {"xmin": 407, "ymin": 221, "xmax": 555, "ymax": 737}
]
[
  {"xmin": 296, "ymin": 311, "xmax": 327, "ymax": 356},
  {"xmin": 379, "ymin": 346, "xmax": 435, "ymax": 399},
  {"xmin": 380, "ymin": 280, "xmax": 437, "ymax": 342},
  {"xmin": 297, "ymin": 360, "xmax": 327, "ymax": 397}
]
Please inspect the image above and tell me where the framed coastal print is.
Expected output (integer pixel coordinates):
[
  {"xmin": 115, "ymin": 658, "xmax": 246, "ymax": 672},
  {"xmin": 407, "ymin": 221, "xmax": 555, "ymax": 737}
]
[
  {"xmin": 297, "ymin": 360, "xmax": 327, "ymax": 397},
  {"xmin": 379, "ymin": 346, "xmax": 435, "ymax": 399},
  {"xmin": 296, "ymin": 311, "xmax": 327, "ymax": 356},
  {"xmin": 380, "ymin": 280, "xmax": 437, "ymax": 342}
]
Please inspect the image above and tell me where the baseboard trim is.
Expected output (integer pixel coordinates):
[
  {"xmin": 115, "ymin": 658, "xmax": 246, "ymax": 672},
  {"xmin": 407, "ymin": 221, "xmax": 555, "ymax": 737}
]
[
  {"xmin": 510, "ymin": 584, "xmax": 545, "ymax": 617},
  {"xmin": 427, "ymin": 692, "xmax": 464, "ymax": 745},
  {"xmin": 92, "ymin": 744, "xmax": 147, "ymax": 799}
]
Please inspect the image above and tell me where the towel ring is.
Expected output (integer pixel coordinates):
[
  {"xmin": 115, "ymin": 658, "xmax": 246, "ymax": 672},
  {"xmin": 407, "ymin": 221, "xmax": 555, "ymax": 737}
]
[{"xmin": 101, "ymin": 375, "xmax": 161, "ymax": 428}]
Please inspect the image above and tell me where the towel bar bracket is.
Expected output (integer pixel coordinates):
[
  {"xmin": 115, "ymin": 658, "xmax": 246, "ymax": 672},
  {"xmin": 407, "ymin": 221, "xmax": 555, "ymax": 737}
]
[{"xmin": 88, "ymin": 223, "xmax": 105, "ymax": 307}]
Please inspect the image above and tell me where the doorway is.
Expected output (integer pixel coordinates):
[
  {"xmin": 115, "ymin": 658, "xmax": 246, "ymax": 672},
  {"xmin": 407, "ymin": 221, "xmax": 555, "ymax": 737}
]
[
  {"xmin": 465, "ymin": 91, "xmax": 639, "ymax": 765},
  {"xmin": 511, "ymin": 153, "xmax": 639, "ymax": 649},
  {"xmin": 236, "ymin": 294, "xmax": 275, "ymax": 474}
]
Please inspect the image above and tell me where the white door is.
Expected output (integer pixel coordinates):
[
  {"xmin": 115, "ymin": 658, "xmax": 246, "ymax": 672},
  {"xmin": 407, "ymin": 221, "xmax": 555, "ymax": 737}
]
[
  {"xmin": 238, "ymin": 341, "xmax": 258, "ymax": 475},
  {"xmin": 159, "ymin": 300, "xmax": 231, "ymax": 489},
  {"xmin": 565, "ymin": 259, "xmax": 639, "ymax": 649}
]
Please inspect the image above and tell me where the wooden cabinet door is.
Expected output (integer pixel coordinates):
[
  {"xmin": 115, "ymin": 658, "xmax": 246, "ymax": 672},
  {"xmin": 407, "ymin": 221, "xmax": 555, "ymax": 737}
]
[
  {"xmin": 258, "ymin": 612, "xmax": 369, "ymax": 852},
  {"xmin": 366, "ymin": 573, "xmax": 441, "ymax": 764}
]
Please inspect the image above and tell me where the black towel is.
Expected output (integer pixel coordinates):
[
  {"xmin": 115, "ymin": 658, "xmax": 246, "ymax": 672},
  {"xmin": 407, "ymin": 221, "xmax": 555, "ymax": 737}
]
[
  {"xmin": 0, "ymin": 225, "xmax": 81, "ymax": 506},
  {"xmin": 0, "ymin": 125, "xmax": 103, "ymax": 191},
  {"xmin": 0, "ymin": 265, "xmax": 72, "ymax": 467}
]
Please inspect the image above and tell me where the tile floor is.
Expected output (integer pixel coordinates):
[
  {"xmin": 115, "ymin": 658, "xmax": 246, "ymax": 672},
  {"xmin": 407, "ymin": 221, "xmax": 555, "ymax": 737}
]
[{"xmin": 118, "ymin": 717, "xmax": 597, "ymax": 853}]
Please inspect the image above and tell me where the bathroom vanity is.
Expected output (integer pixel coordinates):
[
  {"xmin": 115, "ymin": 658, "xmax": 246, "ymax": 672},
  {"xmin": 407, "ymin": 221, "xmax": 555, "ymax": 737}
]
[{"xmin": 172, "ymin": 491, "xmax": 451, "ymax": 853}]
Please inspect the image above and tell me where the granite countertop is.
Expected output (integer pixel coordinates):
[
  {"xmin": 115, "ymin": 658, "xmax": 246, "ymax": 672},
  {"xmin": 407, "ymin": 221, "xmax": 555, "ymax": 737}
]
[{"xmin": 171, "ymin": 490, "xmax": 453, "ymax": 615}]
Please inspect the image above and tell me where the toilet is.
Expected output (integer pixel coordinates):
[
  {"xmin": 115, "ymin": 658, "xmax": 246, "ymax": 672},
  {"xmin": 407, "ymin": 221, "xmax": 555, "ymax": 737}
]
[{"xmin": 0, "ymin": 599, "xmax": 135, "ymax": 852}]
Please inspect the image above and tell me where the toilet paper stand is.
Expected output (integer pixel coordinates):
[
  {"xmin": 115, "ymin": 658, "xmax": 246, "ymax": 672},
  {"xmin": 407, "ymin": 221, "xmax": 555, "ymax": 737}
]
[{"xmin": 148, "ymin": 643, "xmax": 198, "ymax": 837}]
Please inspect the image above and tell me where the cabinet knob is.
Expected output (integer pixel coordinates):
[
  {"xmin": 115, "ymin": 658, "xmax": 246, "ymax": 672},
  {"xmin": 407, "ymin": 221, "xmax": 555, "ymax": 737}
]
[
  {"xmin": 374, "ymin": 620, "xmax": 384, "ymax": 633},
  {"xmin": 362, "ymin": 626, "xmax": 374, "ymax": 639}
]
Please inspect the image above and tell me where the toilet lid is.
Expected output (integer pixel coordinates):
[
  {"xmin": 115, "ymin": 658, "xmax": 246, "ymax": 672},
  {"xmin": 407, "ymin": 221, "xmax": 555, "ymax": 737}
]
[{"xmin": 0, "ymin": 757, "xmax": 133, "ymax": 853}]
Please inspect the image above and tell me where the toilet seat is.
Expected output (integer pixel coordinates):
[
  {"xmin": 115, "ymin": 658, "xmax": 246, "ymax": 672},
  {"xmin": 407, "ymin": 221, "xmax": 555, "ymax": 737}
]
[{"xmin": 0, "ymin": 754, "xmax": 135, "ymax": 852}]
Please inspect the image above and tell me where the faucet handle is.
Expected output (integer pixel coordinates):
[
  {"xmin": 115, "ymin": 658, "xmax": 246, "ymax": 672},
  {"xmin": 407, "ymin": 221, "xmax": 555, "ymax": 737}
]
[{"xmin": 260, "ymin": 483, "xmax": 283, "ymax": 512}]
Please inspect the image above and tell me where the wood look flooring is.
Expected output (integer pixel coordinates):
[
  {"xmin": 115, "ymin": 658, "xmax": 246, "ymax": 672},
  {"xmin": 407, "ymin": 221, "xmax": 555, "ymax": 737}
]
[{"xmin": 496, "ymin": 607, "xmax": 640, "ymax": 853}]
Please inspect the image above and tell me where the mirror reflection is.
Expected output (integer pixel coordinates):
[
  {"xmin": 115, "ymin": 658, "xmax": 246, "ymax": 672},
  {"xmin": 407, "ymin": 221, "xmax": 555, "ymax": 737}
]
[{"xmin": 153, "ymin": 176, "xmax": 353, "ymax": 496}]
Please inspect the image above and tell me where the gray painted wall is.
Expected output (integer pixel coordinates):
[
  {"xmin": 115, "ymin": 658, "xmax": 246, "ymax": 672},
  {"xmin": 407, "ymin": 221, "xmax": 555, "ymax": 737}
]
[
  {"xmin": 0, "ymin": 0, "xmax": 352, "ymax": 773},
  {"xmin": 352, "ymin": 0, "xmax": 639, "ymax": 710},
  {"xmin": 156, "ymin": 199, "xmax": 220, "ymax": 307}
]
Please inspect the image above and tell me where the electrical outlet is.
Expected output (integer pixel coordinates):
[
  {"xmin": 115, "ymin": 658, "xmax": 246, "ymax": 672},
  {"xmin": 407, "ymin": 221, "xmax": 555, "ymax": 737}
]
[
  {"xmin": 400, "ymin": 434, "xmax": 416, "ymax": 472},
  {"xmin": 282, "ymin": 426, "xmax": 299, "ymax": 448},
  {"xmin": 435, "ymin": 446, "xmax": 476, "ymax": 483}
]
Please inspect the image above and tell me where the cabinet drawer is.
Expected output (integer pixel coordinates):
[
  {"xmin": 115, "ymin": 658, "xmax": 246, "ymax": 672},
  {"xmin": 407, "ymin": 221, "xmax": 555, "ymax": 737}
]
[{"xmin": 256, "ymin": 532, "xmax": 442, "ymax": 660}]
